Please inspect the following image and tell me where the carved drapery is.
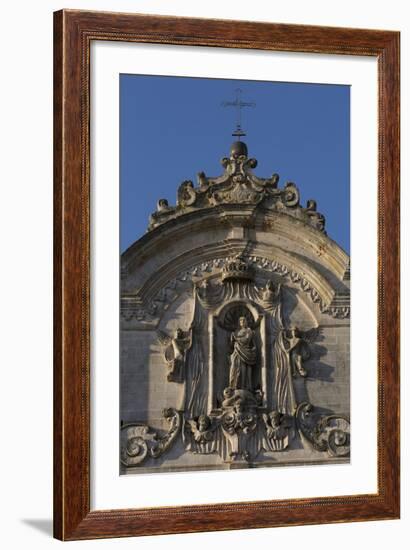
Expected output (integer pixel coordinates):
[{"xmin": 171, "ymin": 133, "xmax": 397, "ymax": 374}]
[
  {"xmin": 121, "ymin": 255, "xmax": 350, "ymax": 326},
  {"xmin": 121, "ymin": 139, "xmax": 349, "ymax": 470},
  {"xmin": 121, "ymin": 257, "xmax": 349, "ymax": 467}
]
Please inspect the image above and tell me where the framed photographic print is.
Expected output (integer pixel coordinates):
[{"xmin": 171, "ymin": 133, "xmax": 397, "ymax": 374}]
[
  {"xmin": 119, "ymin": 75, "xmax": 350, "ymax": 478},
  {"xmin": 54, "ymin": 9, "xmax": 400, "ymax": 540}
]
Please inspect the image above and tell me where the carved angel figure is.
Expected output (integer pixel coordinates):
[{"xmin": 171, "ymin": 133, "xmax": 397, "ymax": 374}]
[
  {"xmin": 157, "ymin": 328, "xmax": 192, "ymax": 383},
  {"xmin": 262, "ymin": 280, "xmax": 281, "ymax": 303},
  {"xmin": 262, "ymin": 411, "xmax": 292, "ymax": 452},
  {"xmin": 283, "ymin": 327, "xmax": 311, "ymax": 377},
  {"xmin": 262, "ymin": 411, "xmax": 289, "ymax": 440},
  {"xmin": 274, "ymin": 326, "xmax": 320, "ymax": 414},
  {"xmin": 185, "ymin": 415, "xmax": 215, "ymax": 444}
]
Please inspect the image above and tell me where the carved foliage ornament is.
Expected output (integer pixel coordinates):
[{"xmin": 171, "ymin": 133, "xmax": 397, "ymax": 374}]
[
  {"xmin": 148, "ymin": 142, "xmax": 326, "ymax": 233},
  {"xmin": 121, "ymin": 408, "xmax": 181, "ymax": 467},
  {"xmin": 121, "ymin": 255, "xmax": 350, "ymax": 324},
  {"xmin": 121, "ymin": 267, "xmax": 350, "ymax": 467},
  {"xmin": 296, "ymin": 402, "xmax": 350, "ymax": 458}
]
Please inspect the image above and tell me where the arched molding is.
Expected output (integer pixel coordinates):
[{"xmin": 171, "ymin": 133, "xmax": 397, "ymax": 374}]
[
  {"xmin": 122, "ymin": 205, "xmax": 349, "ymax": 289},
  {"xmin": 121, "ymin": 252, "xmax": 349, "ymax": 327}
]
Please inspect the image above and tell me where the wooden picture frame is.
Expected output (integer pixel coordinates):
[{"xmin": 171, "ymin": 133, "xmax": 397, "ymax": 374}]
[{"xmin": 53, "ymin": 9, "xmax": 400, "ymax": 540}]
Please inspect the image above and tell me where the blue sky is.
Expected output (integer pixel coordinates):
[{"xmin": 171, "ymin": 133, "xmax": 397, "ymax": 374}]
[{"xmin": 120, "ymin": 75, "xmax": 350, "ymax": 253}]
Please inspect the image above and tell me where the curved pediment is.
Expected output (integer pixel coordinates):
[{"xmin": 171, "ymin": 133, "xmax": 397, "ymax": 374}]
[
  {"xmin": 147, "ymin": 141, "xmax": 326, "ymax": 235},
  {"xmin": 120, "ymin": 141, "xmax": 350, "ymax": 473},
  {"xmin": 121, "ymin": 202, "xmax": 349, "ymax": 326}
]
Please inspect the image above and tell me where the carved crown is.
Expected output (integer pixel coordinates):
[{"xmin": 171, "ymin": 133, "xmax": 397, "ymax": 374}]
[{"xmin": 222, "ymin": 255, "xmax": 253, "ymax": 282}]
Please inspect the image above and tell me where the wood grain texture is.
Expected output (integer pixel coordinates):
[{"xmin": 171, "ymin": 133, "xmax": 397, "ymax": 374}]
[
  {"xmin": 53, "ymin": 9, "xmax": 400, "ymax": 541},
  {"xmin": 53, "ymin": 10, "xmax": 63, "ymax": 541}
]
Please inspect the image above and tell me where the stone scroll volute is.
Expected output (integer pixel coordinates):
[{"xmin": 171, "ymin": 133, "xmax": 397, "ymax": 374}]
[{"xmin": 120, "ymin": 142, "xmax": 350, "ymax": 472}]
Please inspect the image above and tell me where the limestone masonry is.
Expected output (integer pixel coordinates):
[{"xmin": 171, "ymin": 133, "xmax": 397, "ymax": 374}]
[{"xmin": 120, "ymin": 140, "xmax": 350, "ymax": 474}]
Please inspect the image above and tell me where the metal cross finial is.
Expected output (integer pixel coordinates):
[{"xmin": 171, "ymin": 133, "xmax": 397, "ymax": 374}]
[{"xmin": 221, "ymin": 88, "xmax": 256, "ymax": 140}]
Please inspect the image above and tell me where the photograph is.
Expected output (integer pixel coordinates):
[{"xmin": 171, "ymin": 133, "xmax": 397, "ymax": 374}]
[
  {"xmin": 0, "ymin": 0, "xmax": 406, "ymax": 548},
  {"xmin": 119, "ymin": 76, "xmax": 351, "ymax": 475},
  {"xmin": 50, "ymin": 7, "xmax": 400, "ymax": 540}
]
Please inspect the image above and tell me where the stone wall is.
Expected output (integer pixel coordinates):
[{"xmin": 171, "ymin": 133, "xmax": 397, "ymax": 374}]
[{"xmin": 120, "ymin": 142, "xmax": 350, "ymax": 474}]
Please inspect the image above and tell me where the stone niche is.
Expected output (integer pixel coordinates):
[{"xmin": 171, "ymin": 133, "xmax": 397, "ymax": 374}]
[{"xmin": 120, "ymin": 141, "xmax": 350, "ymax": 474}]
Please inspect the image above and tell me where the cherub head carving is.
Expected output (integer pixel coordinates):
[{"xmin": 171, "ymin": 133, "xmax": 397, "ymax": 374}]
[{"xmin": 198, "ymin": 415, "xmax": 211, "ymax": 432}]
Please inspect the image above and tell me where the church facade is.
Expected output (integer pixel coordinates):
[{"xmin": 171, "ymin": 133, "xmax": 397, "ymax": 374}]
[{"xmin": 120, "ymin": 140, "xmax": 350, "ymax": 474}]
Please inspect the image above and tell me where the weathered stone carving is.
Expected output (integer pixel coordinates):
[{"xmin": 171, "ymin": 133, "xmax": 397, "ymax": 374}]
[
  {"xmin": 228, "ymin": 316, "xmax": 257, "ymax": 391},
  {"xmin": 262, "ymin": 411, "xmax": 293, "ymax": 452},
  {"xmin": 220, "ymin": 409, "xmax": 259, "ymax": 462},
  {"xmin": 262, "ymin": 280, "xmax": 281, "ymax": 303},
  {"xmin": 184, "ymin": 415, "xmax": 218, "ymax": 454},
  {"xmin": 296, "ymin": 402, "xmax": 350, "ymax": 457},
  {"xmin": 148, "ymin": 142, "xmax": 326, "ymax": 233},
  {"xmin": 305, "ymin": 199, "xmax": 326, "ymax": 231},
  {"xmin": 121, "ymin": 139, "xmax": 350, "ymax": 473},
  {"xmin": 222, "ymin": 254, "xmax": 254, "ymax": 282},
  {"xmin": 322, "ymin": 305, "xmax": 350, "ymax": 319},
  {"xmin": 121, "ymin": 253, "xmax": 350, "ymax": 468},
  {"xmin": 157, "ymin": 328, "xmax": 192, "ymax": 383},
  {"xmin": 120, "ymin": 254, "xmax": 350, "ymax": 326},
  {"xmin": 273, "ymin": 325, "xmax": 321, "ymax": 414},
  {"xmin": 285, "ymin": 327, "xmax": 320, "ymax": 378},
  {"xmin": 221, "ymin": 386, "xmax": 263, "ymax": 409},
  {"xmin": 120, "ymin": 408, "xmax": 181, "ymax": 467}
]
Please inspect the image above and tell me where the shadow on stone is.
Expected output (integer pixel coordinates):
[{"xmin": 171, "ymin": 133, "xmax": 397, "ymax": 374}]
[{"xmin": 307, "ymin": 359, "xmax": 335, "ymax": 382}]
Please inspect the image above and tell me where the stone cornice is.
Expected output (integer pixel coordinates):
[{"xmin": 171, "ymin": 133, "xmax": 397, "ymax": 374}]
[
  {"xmin": 121, "ymin": 254, "xmax": 350, "ymax": 327},
  {"xmin": 122, "ymin": 205, "xmax": 348, "ymax": 287}
]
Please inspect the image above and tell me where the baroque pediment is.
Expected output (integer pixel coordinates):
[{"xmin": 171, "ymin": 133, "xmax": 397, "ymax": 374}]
[
  {"xmin": 148, "ymin": 141, "xmax": 326, "ymax": 233},
  {"xmin": 121, "ymin": 254, "xmax": 349, "ymax": 327},
  {"xmin": 121, "ymin": 140, "xmax": 350, "ymax": 474}
]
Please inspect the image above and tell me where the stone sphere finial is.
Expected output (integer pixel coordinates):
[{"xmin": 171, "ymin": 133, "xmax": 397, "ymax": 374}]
[{"xmin": 230, "ymin": 140, "xmax": 248, "ymax": 159}]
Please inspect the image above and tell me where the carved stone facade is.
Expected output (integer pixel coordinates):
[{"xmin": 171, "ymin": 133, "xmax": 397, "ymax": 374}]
[{"xmin": 120, "ymin": 141, "xmax": 350, "ymax": 473}]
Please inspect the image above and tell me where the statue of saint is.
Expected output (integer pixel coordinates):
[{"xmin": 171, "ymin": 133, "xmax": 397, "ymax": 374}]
[{"xmin": 229, "ymin": 316, "xmax": 257, "ymax": 391}]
